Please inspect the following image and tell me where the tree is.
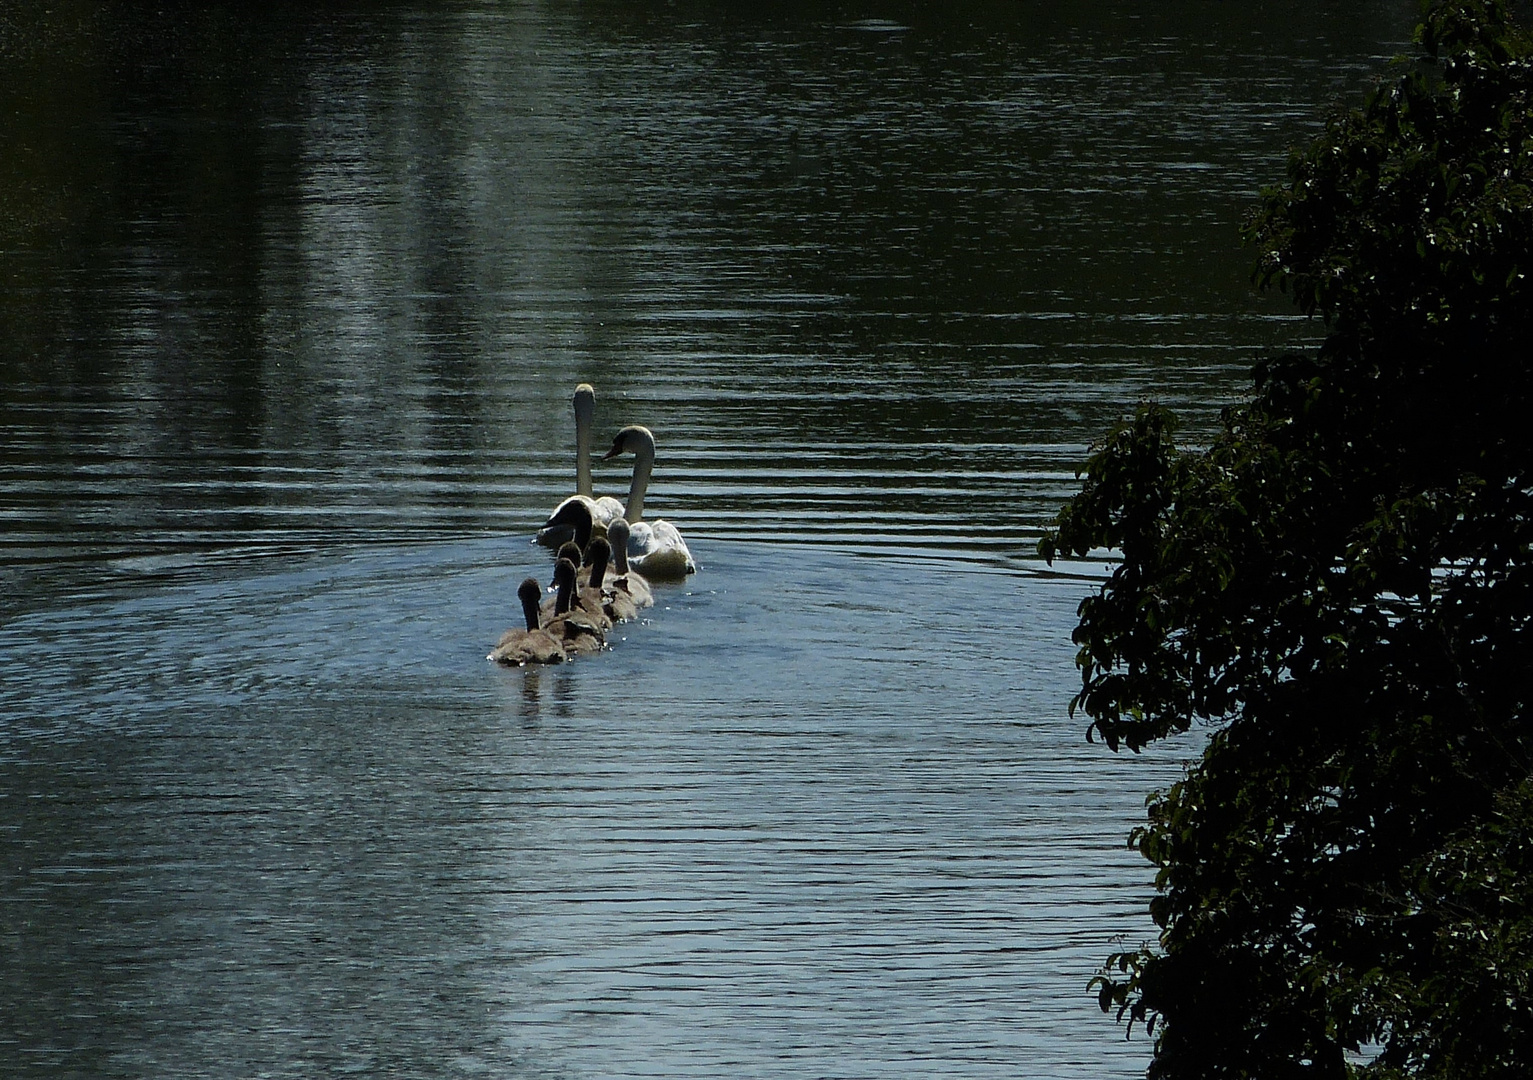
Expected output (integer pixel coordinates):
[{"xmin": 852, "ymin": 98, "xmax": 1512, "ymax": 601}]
[{"xmin": 1039, "ymin": 2, "xmax": 1533, "ymax": 1076}]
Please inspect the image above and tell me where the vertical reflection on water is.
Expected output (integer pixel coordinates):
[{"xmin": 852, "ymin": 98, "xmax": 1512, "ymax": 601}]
[{"xmin": 0, "ymin": 541, "xmax": 1193, "ymax": 1078}]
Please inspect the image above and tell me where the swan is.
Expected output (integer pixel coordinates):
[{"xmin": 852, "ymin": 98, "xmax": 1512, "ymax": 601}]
[
  {"xmin": 604, "ymin": 518, "xmax": 654, "ymax": 609},
  {"xmin": 539, "ymin": 539, "xmax": 618, "ymax": 625},
  {"xmin": 572, "ymin": 537, "xmax": 616, "ymax": 631},
  {"xmin": 540, "ymin": 543, "xmax": 613, "ymax": 631},
  {"xmin": 543, "ymin": 557, "xmax": 605, "ymax": 655},
  {"xmin": 488, "ymin": 577, "xmax": 567, "ymax": 666},
  {"xmin": 540, "ymin": 540, "xmax": 585, "ymax": 620},
  {"xmin": 535, "ymin": 384, "xmax": 627, "ymax": 548},
  {"xmin": 601, "ymin": 425, "xmax": 697, "ymax": 580},
  {"xmin": 582, "ymin": 534, "xmax": 640, "ymax": 623},
  {"xmin": 602, "ymin": 581, "xmax": 639, "ymax": 625}
]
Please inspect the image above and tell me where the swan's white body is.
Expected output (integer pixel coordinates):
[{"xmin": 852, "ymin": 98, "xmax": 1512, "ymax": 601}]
[
  {"xmin": 602, "ymin": 425, "xmax": 696, "ymax": 580},
  {"xmin": 536, "ymin": 385, "xmax": 626, "ymax": 548},
  {"xmin": 624, "ymin": 520, "xmax": 694, "ymax": 580}
]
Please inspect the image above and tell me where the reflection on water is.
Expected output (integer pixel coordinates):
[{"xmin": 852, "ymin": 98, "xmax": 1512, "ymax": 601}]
[
  {"xmin": 1, "ymin": 2, "xmax": 1419, "ymax": 1076},
  {"xmin": 0, "ymin": 541, "xmax": 1194, "ymax": 1078},
  {"xmin": 1, "ymin": 0, "xmax": 1417, "ymax": 605}
]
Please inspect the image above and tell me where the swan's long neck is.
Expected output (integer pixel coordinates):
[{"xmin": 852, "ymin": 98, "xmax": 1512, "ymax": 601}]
[
  {"xmin": 573, "ymin": 385, "xmax": 595, "ymax": 498},
  {"xmin": 625, "ymin": 438, "xmax": 654, "ymax": 523}
]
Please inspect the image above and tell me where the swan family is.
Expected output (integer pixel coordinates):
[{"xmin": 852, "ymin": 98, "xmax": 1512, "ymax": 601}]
[{"xmin": 489, "ymin": 384, "xmax": 691, "ymax": 667}]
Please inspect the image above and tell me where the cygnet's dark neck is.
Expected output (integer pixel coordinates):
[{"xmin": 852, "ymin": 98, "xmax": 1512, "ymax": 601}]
[
  {"xmin": 553, "ymin": 559, "xmax": 577, "ymax": 615},
  {"xmin": 585, "ymin": 538, "xmax": 611, "ymax": 589},
  {"xmin": 518, "ymin": 578, "xmax": 543, "ymax": 631},
  {"xmin": 608, "ymin": 520, "xmax": 631, "ymax": 574}
]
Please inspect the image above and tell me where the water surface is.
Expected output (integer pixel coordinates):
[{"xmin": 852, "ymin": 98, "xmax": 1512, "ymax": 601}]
[
  {"xmin": 2, "ymin": 0, "xmax": 1417, "ymax": 591},
  {"xmin": 2, "ymin": 540, "xmax": 1194, "ymax": 1078},
  {"xmin": 1, "ymin": 2, "xmax": 1419, "ymax": 1076}
]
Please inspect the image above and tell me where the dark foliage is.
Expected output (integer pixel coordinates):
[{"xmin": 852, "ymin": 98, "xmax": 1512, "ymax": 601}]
[{"xmin": 1040, "ymin": 3, "xmax": 1533, "ymax": 1076}]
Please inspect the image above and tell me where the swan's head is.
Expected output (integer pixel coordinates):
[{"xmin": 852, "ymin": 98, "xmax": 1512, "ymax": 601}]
[
  {"xmin": 602, "ymin": 425, "xmax": 656, "ymax": 461},
  {"xmin": 542, "ymin": 497, "xmax": 596, "ymax": 549},
  {"xmin": 574, "ymin": 383, "xmax": 596, "ymax": 417}
]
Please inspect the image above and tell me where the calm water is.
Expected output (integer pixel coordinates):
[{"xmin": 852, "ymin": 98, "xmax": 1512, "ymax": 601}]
[{"xmin": 2, "ymin": 2, "xmax": 1416, "ymax": 1076}]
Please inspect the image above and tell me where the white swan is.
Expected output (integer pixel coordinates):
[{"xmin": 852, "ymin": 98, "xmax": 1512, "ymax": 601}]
[
  {"xmin": 535, "ymin": 384, "xmax": 626, "ymax": 548},
  {"xmin": 601, "ymin": 425, "xmax": 696, "ymax": 580}
]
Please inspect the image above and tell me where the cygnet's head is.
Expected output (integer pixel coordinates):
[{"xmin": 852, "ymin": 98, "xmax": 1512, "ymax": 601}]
[{"xmin": 517, "ymin": 577, "xmax": 543, "ymax": 629}]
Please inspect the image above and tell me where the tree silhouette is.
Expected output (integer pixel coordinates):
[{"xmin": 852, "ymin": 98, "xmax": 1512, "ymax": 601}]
[{"xmin": 1042, "ymin": 3, "xmax": 1533, "ymax": 1075}]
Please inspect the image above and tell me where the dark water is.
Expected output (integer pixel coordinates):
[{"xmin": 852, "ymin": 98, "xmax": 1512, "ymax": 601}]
[{"xmin": 2, "ymin": 2, "xmax": 1417, "ymax": 1076}]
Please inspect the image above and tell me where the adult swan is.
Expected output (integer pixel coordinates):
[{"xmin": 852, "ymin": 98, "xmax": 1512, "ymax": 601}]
[
  {"xmin": 601, "ymin": 425, "xmax": 696, "ymax": 580},
  {"xmin": 535, "ymin": 384, "xmax": 626, "ymax": 549}
]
